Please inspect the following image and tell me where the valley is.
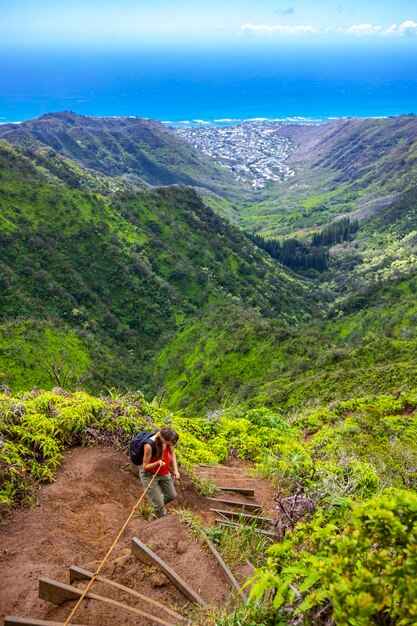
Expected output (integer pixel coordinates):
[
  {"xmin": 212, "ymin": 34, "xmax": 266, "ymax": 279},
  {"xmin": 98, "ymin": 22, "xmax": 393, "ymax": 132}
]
[
  {"xmin": 2, "ymin": 113, "xmax": 417, "ymax": 408},
  {"xmin": 175, "ymin": 121, "xmax": 295, "ymax": 189},
  {"xmin": 1, "ymin": 111, "xmax": 417, "ymax": 625}
]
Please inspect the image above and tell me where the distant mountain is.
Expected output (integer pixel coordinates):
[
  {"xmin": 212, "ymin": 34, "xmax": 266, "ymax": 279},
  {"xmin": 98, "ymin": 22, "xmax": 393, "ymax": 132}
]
[
  {"xmin": 0, "ymin": 140, "xmax": 314, "ymax": 393},
  {"xmin": 237, "ymin": 115, "xmax": 417, "ymax": 306},
  {"xmin": 242, "ymin": 115, "xmax": 417, "ymax": 233},
  {"xmin": 273, "ymin": 118, "xmax": 417, "ymax": 302},
  {"xmin": 284, "ymin": 115, "xmax": 417, "ymax": 189},
  {"xmin": 0, "ymin": 111, "xmax": 244, "ymax": 197}
]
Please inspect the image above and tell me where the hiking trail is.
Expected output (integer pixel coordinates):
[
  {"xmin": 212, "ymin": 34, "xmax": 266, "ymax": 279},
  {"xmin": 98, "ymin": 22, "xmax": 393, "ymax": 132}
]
[{"xmin": 0, "ymin": 447, "xmax": 277, "ymax": 625}]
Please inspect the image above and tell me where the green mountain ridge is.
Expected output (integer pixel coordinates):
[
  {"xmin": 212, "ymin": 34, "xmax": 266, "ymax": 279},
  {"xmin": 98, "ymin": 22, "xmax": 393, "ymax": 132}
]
[
  {"xmin": 0, "ymin": 111, "xmax": 246, "ymax": 198},
  {"xmin": 241, "ymin": 115, "xmax": 417, "ymax": 234},
  {"xmin": 0, "ymin": 138, "xmax": 313, "ymax": 393},
  {"xmin": 1, "ymin": 112, "xmax": 417, "ymax": 416}
]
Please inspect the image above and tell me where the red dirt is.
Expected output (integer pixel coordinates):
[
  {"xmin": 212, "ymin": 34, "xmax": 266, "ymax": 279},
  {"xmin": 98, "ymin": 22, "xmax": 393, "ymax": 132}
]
[
  {"xmin": 0, "ymin": 447, "xmax": 242, "ymax": 625},
  {"xmin": 195, "ymin": 460, "xmax": 278, "ymax": 517}
]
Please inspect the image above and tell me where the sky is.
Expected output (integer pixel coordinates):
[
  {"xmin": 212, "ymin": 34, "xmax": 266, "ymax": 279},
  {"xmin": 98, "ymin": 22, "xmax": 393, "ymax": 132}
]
[
  {"xmin": 2, "ymin": 0, "xmax": 417, "ymax": 48},
  {"xmin": 1, "ymin": 1, "xmax": 417, "ymax": 121}
]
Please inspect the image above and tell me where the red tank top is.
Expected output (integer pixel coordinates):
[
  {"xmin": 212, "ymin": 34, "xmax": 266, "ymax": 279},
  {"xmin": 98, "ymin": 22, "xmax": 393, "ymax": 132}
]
[{"xmin": 148, "ymin": 446, "xmax": 170, "ymax": 475}]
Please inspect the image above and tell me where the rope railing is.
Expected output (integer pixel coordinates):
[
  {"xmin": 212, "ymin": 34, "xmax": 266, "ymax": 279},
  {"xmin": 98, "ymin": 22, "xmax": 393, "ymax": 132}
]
[{"xmin": 63, "ymin": 465, "xmax": 162, "ymax": 625}]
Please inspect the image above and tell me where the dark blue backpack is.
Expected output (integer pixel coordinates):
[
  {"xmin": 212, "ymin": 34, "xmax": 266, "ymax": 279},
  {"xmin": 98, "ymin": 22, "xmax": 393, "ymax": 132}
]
[{"xmin": 129, "ymin": 431, "xmax": 157, "ymax": 465}]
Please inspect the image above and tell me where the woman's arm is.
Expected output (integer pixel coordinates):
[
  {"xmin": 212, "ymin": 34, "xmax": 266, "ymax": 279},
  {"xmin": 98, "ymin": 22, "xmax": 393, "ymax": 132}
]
[
  {"xmin": 168, "ymin": 446, "xmax": 180, "ymax": 480},
  {"xmin": 143, "ymin": 443, "xmax": 165, "ymax": 471}
]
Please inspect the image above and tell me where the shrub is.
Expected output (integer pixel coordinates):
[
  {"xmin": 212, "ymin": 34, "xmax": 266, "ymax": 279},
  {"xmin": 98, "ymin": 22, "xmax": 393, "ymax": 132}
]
[{"xmin": 252, "ymin": 490, "xmax": 417, "ymax": 625}]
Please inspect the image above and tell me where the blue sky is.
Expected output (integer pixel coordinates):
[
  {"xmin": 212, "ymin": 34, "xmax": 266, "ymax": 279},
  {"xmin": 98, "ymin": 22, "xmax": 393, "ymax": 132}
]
[{"xmin": 2, "ymin": 0, "xmax": 417, "ymax": 47}]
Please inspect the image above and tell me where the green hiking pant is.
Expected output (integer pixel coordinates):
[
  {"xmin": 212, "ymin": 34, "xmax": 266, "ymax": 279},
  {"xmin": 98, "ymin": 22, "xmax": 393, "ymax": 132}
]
[{"xmin": 139, "ymin": 467, "xmax": 177, "ymax": 517}]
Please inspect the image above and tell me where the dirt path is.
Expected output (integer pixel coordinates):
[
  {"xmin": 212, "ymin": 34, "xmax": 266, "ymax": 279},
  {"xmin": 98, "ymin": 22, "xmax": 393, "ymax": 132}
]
[
  {"xmin": 0, "ymin": 448, "xmax": 277, "ymax": 625},
  {"xmin": 194, "ymin": 460, "xmax": 278, "ymax": 518}
]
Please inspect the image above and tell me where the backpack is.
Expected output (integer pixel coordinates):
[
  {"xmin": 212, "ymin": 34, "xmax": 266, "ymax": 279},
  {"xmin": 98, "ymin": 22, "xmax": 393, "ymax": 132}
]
[{"xmin": 129, "ymin": 431, "xmax": 157, "ymax": 465}]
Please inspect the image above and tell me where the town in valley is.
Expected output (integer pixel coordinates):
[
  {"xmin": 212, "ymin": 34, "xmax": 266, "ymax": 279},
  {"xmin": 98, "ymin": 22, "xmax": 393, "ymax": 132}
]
[{"xmin": 174, "ymin": 121, "xmax": 295, "ymax": 189}]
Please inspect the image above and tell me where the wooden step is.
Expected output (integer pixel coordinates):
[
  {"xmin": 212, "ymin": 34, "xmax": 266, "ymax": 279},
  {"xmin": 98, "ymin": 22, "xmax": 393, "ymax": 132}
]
[
  {"xmin": 39, "ymin": 577, "xmax": 176, "ymax": 626},
  {"xmin": 196, "ymin": 471, "xmax": 250, "ymax": 478},
  {"xmin": 69, "ymin": 566, "xmax": 187, "ymax": 623},
  {"xmin": 218, "ymin": 486, "xmax": 255, "ymax": 497},
  {"xmin": 197, "ymin": 464, "xmax": 244, "ymax": 470},
  {"xmin": 209, "ymin": 508, "xmax": 272, "ymax": 525},
  {"xmin": 131, "ymin": 537, "xmax": 207, "ymax": 607},
  {"xmin": 207, "ymin": 497, "xmax": 261, "ymax": 512},
  {"xmin": 198, "ymin": 529, "xmax": 246, "ymax": 599},
  {"xmin": 198, "ymin": 473, "xmax": 258, "ymax": 481}
]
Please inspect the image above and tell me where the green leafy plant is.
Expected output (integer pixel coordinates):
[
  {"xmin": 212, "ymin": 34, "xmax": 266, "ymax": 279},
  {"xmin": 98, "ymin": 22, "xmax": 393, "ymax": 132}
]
[
  {"xmin": 190, "ymin": 474, "xmax": 219, "ymax": 497},
  {"xmin": 252, "ymin": 491, "xmax": 417, "ymax": 625},
  {"xmin": 206, "ymin": 519, "xmax": 270, "ymax": 568}
]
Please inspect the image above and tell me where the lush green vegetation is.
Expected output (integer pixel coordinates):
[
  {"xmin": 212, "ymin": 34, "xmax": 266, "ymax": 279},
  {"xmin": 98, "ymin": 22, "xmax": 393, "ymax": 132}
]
[
  {"xmin": 0, "ymin": 111, "xmax": 246, "ymax": 197},
  {"xmin": 239, "ymin": 115, "xmax": 417, "ymax": 234},
  {"xmin": 154, "ymin": 269, "xmax": 417, "ymax": 413},
  {"xmin": 0, "ymin": 139, "xmax": 314, "ymax": 394},
  {"xmin": 2, "ymin": 115, "xmax": 417, "ymax": 410},
  {"xmin": 3, "ymin": 113, "xmax": 417, "ymax": 623},
  {"xmin": 2, "ymin": 388, "xmax": 417, "ymax": 624}
]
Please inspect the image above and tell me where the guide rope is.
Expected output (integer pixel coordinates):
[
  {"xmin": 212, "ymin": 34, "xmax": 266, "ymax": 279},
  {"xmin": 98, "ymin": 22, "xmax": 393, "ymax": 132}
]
[{"xmin": 64, "ymin": 464, "xmax": 162, "ymax": 626}]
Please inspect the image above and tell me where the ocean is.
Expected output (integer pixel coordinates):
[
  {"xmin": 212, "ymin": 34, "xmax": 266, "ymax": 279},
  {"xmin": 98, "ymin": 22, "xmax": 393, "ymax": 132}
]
[{"xmin": 1, "ymin": 44, "xmax": 417, "ymax": 124}]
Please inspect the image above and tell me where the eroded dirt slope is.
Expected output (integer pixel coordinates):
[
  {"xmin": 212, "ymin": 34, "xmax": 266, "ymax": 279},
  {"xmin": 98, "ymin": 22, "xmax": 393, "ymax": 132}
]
[{"xmin": 0, "ymin": 447, "xmax": 236, "ymax": 625}]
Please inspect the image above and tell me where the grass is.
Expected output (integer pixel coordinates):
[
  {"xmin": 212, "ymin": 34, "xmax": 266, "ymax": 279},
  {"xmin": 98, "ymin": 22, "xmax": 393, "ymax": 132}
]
[
  {"xmin": 171, "ymin": 506, "xmax": 203, "ymax": 533},
  {"xmin": 189, "ymin": 474, "xmax": 219, "ymax": 497},
  {"xmin": 205, "ymin": 520, "xmax": 270, "ymax": 568},
  {"xmin": 135, "ymin": 501, "xmax": 156, "ymax": 521},
  {"xmin": 189, "ymin": 598, "xmax": 272, "ymax": 626}
]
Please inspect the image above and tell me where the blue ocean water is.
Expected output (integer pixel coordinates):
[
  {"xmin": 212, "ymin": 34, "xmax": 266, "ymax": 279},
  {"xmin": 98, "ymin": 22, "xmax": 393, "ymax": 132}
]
[{"xmin": 1, "ymin": 44, "xmax": 417, "ymax": 124}]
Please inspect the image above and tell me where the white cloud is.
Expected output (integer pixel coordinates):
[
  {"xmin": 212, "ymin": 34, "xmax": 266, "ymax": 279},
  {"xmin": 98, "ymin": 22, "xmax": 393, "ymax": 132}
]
[
  {"xmin": 241, "ymin": 23, "xmax": 318, "ymax": 36},
  {"xmin": 345, "ymin": 23, "xmax": 383, "ymax": 36},
  {"xmin": 385, "ymin": 20, "xmax": 417, "ymax": 36},
  {"xmin": 240, "ymin": 20, "xmax": 417, "ymax": 38}
]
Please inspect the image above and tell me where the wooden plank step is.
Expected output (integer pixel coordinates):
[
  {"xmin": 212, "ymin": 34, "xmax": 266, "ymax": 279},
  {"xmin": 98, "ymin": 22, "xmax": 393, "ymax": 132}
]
[
  {"xmin": 218, "ymin": 486, "xmax": 255, "ymax": 497},
  {"xmin": 39, "ymin": 578, "xmax": 80, "ymax": 605},
  {"xmin": 196, "ymin": 468, "xmax": 252, "ymax": 476},
  {"xmin": 38, "ymin": 578, "xmax": 175, "ymax": 626},
  {"xmin": 69, "ymin": 566, "xmax": 187, "ymax": 623},
  {"xmin": 210, "ymin": 508, "xmax": 272, "ymax": 525},
  {"xmin": 207, "ymin": 497, "xmax": 261, "ymax": 512},
  {"xmin": 198, "ymin": 474, "xmax": 258, "ymax": 481},
  {"xmin": 197, "ymin": 465, "xmax": 244, "ymax": 470},
  {"xmin": 215, "ymin": 519, "xmax": 278, "ymax": 538},
  {"xmin": 132, "ymin": 537, "xmax": 207, "ymax": 607},
  {"xmin": 198, "ymin": 529, "xmax": 246, "ymax": 599},
  {"xmin": 4, "ymin": 615, "xmax": 82, "ymax": 626}
]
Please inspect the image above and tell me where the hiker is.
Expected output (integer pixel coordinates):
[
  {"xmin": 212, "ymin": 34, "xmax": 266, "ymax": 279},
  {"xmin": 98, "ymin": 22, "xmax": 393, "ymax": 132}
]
[{"xmin": 139, "ymin": 427, "xmax": 180, "ymax": 517}]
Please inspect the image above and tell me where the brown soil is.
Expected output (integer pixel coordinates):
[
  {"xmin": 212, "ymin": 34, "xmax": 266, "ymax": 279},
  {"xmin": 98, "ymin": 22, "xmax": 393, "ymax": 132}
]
[
  {"xmin": 195, "ymin": 460, "xmax": 278, "ymax": 517},
  {"xmin": 0, "ymin": 449, "xmax": 277, "ymax": 626}
]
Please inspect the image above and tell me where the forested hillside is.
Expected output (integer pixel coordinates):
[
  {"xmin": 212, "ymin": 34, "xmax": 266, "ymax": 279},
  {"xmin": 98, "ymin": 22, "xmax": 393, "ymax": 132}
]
[
  {"xmin": 151, "ymin": 118, "xmax": 417, "ymax": 411},
  {"xmin": 0, "ymin": 139, "xmax": 313, "ymax": 393},
  {"xmin": 241, "ymin": 114, "xmax": 417, "ymax": 233},
  {"xmin": 0, "ymin": 111, "xmax": 245, "ymax": 196}
]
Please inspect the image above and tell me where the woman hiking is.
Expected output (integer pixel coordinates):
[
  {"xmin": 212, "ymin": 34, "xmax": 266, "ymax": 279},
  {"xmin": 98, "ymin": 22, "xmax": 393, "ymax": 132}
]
[{"xmin": 139, "ymin": 427, "xmax": 180, "ymax": 518}]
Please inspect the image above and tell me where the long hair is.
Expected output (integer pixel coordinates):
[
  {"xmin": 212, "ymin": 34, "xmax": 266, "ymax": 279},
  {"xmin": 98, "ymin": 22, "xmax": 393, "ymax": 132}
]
[{"xmin": 155, "ymin": 427, "xmax": 179, "ymax": 459}]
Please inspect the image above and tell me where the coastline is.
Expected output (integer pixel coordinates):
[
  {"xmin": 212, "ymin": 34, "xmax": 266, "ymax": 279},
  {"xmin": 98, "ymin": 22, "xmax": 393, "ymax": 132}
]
[
  {"xmin": 163, "ymin": 116, "xmax": 334, "ymax": 127},
  {"xmin": 1, "ymin": 114, "xmax": 393, "ymax": 128}
]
